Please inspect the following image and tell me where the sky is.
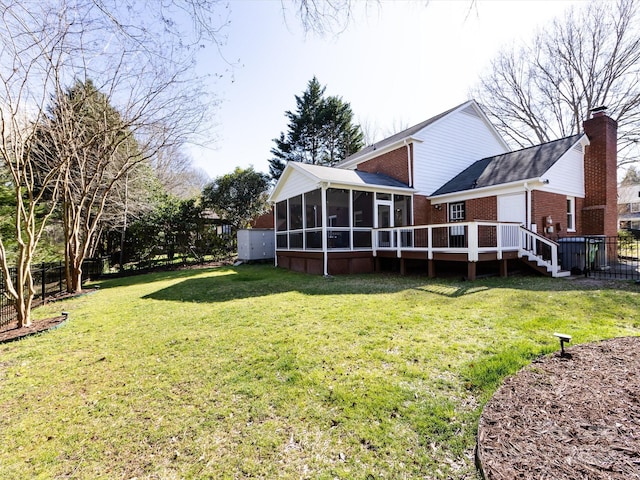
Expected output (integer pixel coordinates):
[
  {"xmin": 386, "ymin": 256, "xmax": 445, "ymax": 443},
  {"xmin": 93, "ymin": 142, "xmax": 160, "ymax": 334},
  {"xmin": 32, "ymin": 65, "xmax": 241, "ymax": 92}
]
[{"xmin": 189, "ymin": 0, "xmax": 582, "ymax": 180}]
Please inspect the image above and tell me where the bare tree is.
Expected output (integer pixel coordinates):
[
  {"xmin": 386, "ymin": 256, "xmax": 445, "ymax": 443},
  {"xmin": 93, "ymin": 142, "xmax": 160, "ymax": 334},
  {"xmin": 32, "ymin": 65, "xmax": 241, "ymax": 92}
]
[
  {"xmin": 472, "ymin": 0, "xmax": 640, "ymax": 166},
  {"xmin": 0, "ymin": 0, "xmax": 224, "ymax": 296},
  {"xmin": 151, "ymin": 144, "xmax": 210, "ymax": 199},
  {"xmin": 0, "ymin": 2, "xmax": 71, "ymax": 327}
]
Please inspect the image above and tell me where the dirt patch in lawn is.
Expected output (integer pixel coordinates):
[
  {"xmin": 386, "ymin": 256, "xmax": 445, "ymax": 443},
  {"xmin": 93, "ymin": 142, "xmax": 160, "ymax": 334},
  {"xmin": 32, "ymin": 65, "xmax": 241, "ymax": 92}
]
[{"xmin": 476, "ymin": 336, "xmax": 640, "ymax": 479}]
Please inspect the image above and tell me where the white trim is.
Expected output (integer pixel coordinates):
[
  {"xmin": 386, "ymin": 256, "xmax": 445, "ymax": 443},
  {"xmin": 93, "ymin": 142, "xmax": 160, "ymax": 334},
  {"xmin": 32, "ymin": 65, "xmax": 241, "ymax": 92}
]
[
  {"xmin": 566, "ymin": 196, "xmax": 576, "ymax": 232},
  {"xmin": 321, "ymin": 186, "xmax": 328, "ymax": 276},
  {"xmin": 429, "ymin": 178, "xmax": 547, "ymax": 204},
  {"xmin": 339, "ymin": 100, "xmax": 510, "ymax": 169},
  {"xmin": 269, "ymin": 161, "xmax": 414, "ymax": 204}
]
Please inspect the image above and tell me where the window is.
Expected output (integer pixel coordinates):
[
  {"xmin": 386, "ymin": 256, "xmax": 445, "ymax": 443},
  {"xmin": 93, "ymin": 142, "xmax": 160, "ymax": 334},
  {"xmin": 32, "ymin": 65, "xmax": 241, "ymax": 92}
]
[
  {"xmin": 566, "ymin": 197, "xmax": 576, "ymax": 232},
  {"xmin": 276, "ymin": 201, "xmax": 287, "ymax": 232},
  {"xmin": 631, "ymin": 202, "xmax": 640, "ymax": 213},
  {"xmin": 353, "ymin": 190, "xmax": 373, "ymax": 227},
  {"xmin": 449, "ymin": 202, "xmax": 465, "ymax": 239},
  {"xmin": 326, "ymin": 188, "xmax": 350, "ymax": 227},
  {"xmin": 394, "ymin": 195, "xmax": 412, "ymax": 227},
  {"xmin": 289, "ymin": 195, "xmax": 303, "ymax": 230},
  {"xmin": 304, "ymin": 189, "xmax": 322, "ymax": 228},
  {"xmin": 449, "ymin": 202, "xmax": 465, "ymax": 222}
]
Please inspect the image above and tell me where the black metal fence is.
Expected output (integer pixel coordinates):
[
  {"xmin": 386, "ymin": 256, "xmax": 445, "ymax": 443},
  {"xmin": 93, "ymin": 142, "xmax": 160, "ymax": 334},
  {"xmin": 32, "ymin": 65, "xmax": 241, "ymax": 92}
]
[
  {"xmin": 0, "ymin": 259, "xmax": 107, "ymax": 330},
  {"xmin": 558, "ymin": 235, "xmax": 640, "ymax": 280},
  {"xmin": 100, "ymin": 254, "xmax": 226, "ymax": 276},
  {"xmin": 1, "ymin": 262, "xmax": 64, "ymax": 329}
]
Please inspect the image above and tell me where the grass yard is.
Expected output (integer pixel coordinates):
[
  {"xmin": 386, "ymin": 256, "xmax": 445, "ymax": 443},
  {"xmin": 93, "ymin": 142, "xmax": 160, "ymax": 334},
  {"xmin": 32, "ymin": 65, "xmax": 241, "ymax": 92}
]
[{"xmin": 1, "ymin": 265, "xmax": 639, "ymax": 479}]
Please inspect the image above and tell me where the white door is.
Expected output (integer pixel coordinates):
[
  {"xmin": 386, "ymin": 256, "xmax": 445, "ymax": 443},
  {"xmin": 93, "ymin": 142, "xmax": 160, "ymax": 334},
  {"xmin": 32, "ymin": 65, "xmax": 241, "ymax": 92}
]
[
  {"xmin": 498, "ymin": 193, "xmax": 526, "ymax": 247},
  {"xmin": 498, "ymin": 193, "xmax": 526, "ymax": 224},
  {"xmin": 376, "ymin": 201, "xmax": 393, "ymax": 247}
]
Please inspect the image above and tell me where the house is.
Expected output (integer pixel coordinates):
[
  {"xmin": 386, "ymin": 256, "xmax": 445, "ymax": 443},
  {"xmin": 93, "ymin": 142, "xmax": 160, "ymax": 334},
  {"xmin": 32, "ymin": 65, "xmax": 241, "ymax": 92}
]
[
  {"xmin": 618, "ymin": 184, "xmax": 640, "ymax": 231},
  {"xmin": 268, "ymin": 100, "xmax": 618, "ymax": 279}
]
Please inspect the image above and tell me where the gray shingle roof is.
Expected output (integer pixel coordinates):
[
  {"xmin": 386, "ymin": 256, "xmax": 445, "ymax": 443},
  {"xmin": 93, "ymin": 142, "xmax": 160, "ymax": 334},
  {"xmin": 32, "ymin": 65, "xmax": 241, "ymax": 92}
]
[{"xmin": 431, "ymin": 134, "xmax": 585, "ymax": 196}]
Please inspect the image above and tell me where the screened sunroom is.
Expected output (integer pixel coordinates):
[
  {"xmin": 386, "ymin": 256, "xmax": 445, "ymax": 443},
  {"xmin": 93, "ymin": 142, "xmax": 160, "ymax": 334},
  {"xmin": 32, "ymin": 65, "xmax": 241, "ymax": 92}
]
[{"xmin": 268, "ymin": 162, "xmax": 414, "ymax": 275}]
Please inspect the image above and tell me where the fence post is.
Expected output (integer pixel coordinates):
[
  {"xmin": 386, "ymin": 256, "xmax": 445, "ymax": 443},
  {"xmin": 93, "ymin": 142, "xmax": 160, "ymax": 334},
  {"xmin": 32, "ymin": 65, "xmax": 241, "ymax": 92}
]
[{"xmin": 41, "ymin": 263, "xmax": 46, "ymax": 301}]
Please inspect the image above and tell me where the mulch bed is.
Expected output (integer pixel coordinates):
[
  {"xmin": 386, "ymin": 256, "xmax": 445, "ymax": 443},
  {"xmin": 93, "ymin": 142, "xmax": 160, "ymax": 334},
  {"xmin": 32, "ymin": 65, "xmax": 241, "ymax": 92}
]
[
  {"xmin": 476, "ymin": 336, "xmax": 640, "ymax": 479},
  {"xmin": 0, "ymin": 314, "xmax": 68, "ymax": 343},
  {"xmin": 0, "ymin": 289, "xmax": 96, "ymax": 344}
]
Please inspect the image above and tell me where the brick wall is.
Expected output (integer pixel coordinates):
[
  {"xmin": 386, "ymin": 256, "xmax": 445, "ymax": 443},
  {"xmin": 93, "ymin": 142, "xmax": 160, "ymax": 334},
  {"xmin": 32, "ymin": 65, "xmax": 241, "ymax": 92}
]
[
  {"xmin": 582, "ymin": 112, "xmax": 618, "ymax": 237},
  {"xmin": 532, "ymin": 191, "xmax": 570, "ymax": 238},
  {"xmin": 413, "ymin": 194, "xmax": 432, "ymax": 225},
  {"xmin": 251, "ymin": 209, "xmax": 274, "ymax": 228},
  {"xmin": 356, "ymin": 144, "xmax": 411, "ymax": 185},
  {"xmin": 466, "ymin": 196, "xmax": 497, "ymax": 221}
]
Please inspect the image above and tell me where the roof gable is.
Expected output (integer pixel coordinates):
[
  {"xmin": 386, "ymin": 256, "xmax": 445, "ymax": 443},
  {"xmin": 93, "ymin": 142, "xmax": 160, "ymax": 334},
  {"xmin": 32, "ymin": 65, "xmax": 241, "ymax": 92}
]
[
  {"xmin": 338, "ymin": 100, "xmax": 509, "ymax": 169},
  {"xmin": 268, "ymin": 162, "xmax": 412, "ymax": 203},
  {"xmin": 432, "ymin": 134, "xmax": 585, "ymax": 196}
]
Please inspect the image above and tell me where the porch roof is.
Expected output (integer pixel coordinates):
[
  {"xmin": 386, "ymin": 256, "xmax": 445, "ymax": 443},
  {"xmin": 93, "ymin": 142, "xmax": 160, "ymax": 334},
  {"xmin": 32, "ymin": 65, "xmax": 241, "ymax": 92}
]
[
  {"xmin": 431, "ymin": 133, "xmax": 586, "ymax": 196},
  {"xmin": 269, "ymin": 162, "xmax": 413, "ymax": 203}
]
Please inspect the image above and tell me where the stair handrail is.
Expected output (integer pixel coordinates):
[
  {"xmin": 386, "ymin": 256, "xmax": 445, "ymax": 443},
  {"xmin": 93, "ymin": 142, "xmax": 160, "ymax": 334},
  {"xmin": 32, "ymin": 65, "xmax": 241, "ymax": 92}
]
[{"xmin": 518, "ymin": 226, "xmax": 560, "ymax": 275}]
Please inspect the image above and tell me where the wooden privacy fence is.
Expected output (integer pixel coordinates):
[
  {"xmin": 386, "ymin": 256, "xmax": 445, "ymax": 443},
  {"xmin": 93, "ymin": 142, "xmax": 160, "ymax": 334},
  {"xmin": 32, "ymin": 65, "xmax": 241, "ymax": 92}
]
[{"xmin": 0, "ymin": 259, "xmax": 105, "ymax": 329}]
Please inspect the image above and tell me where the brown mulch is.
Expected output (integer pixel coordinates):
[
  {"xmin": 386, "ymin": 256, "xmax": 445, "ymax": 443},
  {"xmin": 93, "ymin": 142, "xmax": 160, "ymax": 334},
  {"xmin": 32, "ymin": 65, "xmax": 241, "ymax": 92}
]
[
  {"xmin": 0, "ymin": 314, "xmax": 68, "ymax": 343},
  {"xmin": 0, "ymin": 288, "xmax": 99, "ymax": 344},
  {"xmin": 476, "ymin": 336, "xmax": 640, "ymax": 479}
]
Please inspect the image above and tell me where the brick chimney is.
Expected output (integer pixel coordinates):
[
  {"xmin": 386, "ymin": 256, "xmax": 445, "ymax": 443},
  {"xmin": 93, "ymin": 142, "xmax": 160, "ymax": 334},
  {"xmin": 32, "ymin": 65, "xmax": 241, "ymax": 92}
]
[{"xmin": 582, "ymin": 107, "xmax": 618, "ymax": 237}]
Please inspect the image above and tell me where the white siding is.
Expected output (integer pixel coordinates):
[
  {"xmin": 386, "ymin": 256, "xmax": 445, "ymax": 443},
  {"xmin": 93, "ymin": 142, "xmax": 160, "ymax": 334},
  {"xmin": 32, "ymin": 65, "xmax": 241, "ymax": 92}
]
[
  {"xmin": 412, "ymin": 105, "xmax": 508, "ymax": 196},
  {"xmin": 270, "ymin": 170, "xmax": 320, "ymax": 203},
  {"xmin": 540, "ymin": 145, "xmax": 585, "ymax": 197}
]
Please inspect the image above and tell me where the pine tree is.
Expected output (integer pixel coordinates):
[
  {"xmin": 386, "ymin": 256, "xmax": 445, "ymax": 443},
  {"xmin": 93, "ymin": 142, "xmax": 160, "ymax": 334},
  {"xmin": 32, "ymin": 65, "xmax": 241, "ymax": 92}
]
[{"xmin": 269, "ymin": 77, "xmax": 364, "ymax": 180}]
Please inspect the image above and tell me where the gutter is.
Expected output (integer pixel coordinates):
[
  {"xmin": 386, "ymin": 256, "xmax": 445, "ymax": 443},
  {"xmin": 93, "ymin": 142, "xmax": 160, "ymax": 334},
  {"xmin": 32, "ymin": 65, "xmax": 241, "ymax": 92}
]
[{"xmin": 429, "ymin": 177, "xmax": 550, "ymax": 204}]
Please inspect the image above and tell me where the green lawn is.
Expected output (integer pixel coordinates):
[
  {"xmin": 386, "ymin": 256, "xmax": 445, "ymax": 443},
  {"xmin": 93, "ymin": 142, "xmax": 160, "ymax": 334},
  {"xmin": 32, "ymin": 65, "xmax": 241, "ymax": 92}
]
[{"xmin": 1, "ymin": 266, "xmax": 639, "ymax": 479}]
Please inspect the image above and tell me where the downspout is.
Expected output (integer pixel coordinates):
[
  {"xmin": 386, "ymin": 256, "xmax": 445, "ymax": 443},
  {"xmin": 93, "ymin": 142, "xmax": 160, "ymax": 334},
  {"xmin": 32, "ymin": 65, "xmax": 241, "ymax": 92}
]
[{"xmin": 404, "ymin": 139, "xmax": 413, "ymax": 187}]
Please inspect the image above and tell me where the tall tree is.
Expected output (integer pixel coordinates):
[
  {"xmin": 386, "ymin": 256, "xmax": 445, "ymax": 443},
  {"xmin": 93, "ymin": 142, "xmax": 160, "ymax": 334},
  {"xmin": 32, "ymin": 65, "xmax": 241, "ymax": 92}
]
[
  {"xmin": 269, "ymin": 77, "xmax": 364, "ymax": 179},
  {"xmin": 0, "ymin": 2, "xmax": 68, "ymax": 327},
  {"xmin": 471, "ymin": 0, "xmax": 640, "ymax": 166},
  {"xmin": 202, "ymin": 167, "xmax": 270, "ymax": 230},
  {"xmin": 39, "ymin": 79, "xmax": 146, "ymax": 292}
]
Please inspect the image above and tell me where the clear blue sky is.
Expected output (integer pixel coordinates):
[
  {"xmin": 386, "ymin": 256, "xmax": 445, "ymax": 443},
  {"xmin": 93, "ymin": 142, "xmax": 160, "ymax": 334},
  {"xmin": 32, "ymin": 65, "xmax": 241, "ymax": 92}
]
[{"xmin": 189, "ymin": 0, "xmax": 581, "ymax": 180}]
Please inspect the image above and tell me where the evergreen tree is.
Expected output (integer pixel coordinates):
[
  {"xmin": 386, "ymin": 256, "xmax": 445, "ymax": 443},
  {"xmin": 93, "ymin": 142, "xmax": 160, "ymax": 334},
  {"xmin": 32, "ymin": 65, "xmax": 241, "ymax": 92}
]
[
  {"xmin": 269, "ymin": 77, "xmax": 364, "ymax": 180},
  {"xmin": 202, "ymin": 167, "xmax": 270, "ymax": 230}
]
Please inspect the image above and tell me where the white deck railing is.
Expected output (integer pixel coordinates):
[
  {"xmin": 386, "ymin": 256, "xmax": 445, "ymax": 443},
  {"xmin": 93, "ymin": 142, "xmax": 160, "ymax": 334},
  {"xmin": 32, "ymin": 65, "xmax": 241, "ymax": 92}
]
[{"xmin": 373, "ymin": 221, "xmax": 562, "ymax": 276}]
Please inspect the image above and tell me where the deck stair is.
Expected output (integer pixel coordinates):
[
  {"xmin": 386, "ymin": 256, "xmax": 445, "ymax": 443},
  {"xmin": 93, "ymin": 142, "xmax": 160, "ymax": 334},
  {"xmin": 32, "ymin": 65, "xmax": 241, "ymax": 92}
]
[{"xmin": 520, "ymin": 250, "xmax": 571, "ymax": 277}]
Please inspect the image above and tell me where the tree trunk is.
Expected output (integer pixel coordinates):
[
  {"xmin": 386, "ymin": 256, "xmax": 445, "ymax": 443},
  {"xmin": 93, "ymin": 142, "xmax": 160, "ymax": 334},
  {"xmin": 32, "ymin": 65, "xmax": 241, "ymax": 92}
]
[{"xmin": 70, "ymin": 263, "xmax": 83, "ymax": 293}]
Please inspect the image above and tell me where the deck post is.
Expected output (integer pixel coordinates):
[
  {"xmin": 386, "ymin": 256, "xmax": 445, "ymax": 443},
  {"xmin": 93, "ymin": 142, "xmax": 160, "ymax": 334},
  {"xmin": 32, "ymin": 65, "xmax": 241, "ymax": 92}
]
[
  {"xmin": 428, "ymin": 259, "xmax": 436, "ymax": 278},
  {"xmin": 500, "ymin": 259, "xmax": 508, "ymax": 277},
  {"xmin": 400, "ymin": 258, "xmax": 406, "ymax": 276},
  {"xmin": 467, "ymin": 262, "xmax": 476, "ymax": 281}
]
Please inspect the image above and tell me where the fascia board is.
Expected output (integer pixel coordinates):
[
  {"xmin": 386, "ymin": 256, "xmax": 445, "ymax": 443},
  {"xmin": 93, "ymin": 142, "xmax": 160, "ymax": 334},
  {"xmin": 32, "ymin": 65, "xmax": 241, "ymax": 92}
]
[
  {"xmin": 267, "ymin": 162, "xmax": 321, "ymax": 203},
  {"xmin": 428, "ymin": 178, "xmax": 545, "ymax": 204},
  {"xmin": 321, "ymin": 182, "xmax": 415, "ymax": 194}
]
